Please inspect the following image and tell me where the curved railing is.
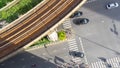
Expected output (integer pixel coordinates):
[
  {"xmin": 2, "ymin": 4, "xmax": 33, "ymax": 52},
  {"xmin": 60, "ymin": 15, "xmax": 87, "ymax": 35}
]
[{"xmin": 0, "ymin": 0, "xmax": 86, "ymax": 60}]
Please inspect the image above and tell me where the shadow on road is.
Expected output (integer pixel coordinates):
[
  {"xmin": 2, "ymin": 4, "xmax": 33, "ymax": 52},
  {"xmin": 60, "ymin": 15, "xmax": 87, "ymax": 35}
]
[
  {"xmin": 110, "ymin": 23, "xmax": 119, "ymax": 36},
  {"xmin": 0, "ymin": 51, "xmax": 57, "ymax": 68}
]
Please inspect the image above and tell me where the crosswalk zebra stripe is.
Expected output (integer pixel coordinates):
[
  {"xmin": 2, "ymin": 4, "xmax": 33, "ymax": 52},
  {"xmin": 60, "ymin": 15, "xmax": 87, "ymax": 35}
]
[
  {"xmin": 91, "ymin": 63, "xmax": 95, "ymax": 68},
  {"xmin": 69, "ymin": 47, "xmax": 78, "ymax": 50},
  {"xmin": 96, "ymin": 62, "xmax": 101, "ymax": 68},
  {"xmin": 69, "ymin": 43, "xmax": 77, "ymax": 45},
  {"xmin": 63, "ymin": 25, "xmax": 71, "ymax": 27},
  {"xmin": 68, "ymin": 45, "xmax": 77, "ymax": 47},
  {"xmin": 98, "ymin": 60, "xmax": 104, "ymax": 68},
  {"xmin": 112, "ymin": 58, "xmax": 118, "ymax": 67},
  {"xmin": 63, "ymin": 24, "xmax": 71, "ymax": 26},
  {"xmin": 101, "ymin": 60, "xmax": 107, "ymax": 68},
  {"xmin": 113, "ymin": 58, "xmax": 118, "ymax": 67},
  {"xmin": 68, "ymin": 39, "xmax": 76, "ymax": 41},
  {"xmin": 107, "ymin": 58, "xmax": 113, "ymax": 67},
  {"xmin": 72, "ymin": 58, "xmax": 81, "ymax": 62},
  {"xmin": 115, "ymin": 57, "xmax": 119, "ymax": 62},
  {"xmin": 63, "ymin": 21, "xmax": 72, "ymax": 29},
  {"xmin": 116, "ymin": 57, "xmax": 120, "ymax": 62},
  {"xmin": 90, "ymin": 57, "xmax": 120, "ymax": 68},
  {"xmin": 93, "ymin": 62, "xmax": 98, "ymax": 68},
  {"xmin": 69, "ymin": 40, "xmax": 76, "ymax": 43},
  {"xmin": 69, "ymin": 48, "xmax": 79, "ymax": 51},
  {"xmin": 69, "ymin": 45, "xmax": 78, "ymax": 48},
  {"xmin": 91, "ymin": 62, "xmax": 95, "ymax": 68},
  {"xmin": 68, "ymin": 45, "xmax": 77, "ymax": 48},
  {"xmin": 68, "ymin": 42, "xmax": 77, "ymax": 45}
]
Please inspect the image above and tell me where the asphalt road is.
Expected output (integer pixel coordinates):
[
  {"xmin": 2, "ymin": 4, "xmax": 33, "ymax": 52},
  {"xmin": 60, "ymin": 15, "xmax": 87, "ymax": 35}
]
[
  {"xmin": 1, "ymin": 0, "xmax": 120, "ymax": 68},
  {"xmin": 72, "ymin": 0, "xmax": 120, "ymax": 63}
]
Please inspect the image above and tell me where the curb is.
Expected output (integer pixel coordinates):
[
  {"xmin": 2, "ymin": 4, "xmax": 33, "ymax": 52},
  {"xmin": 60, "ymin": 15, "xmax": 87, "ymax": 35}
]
[{"xmin": 25, "ymin": 39, "xmax": 68, "ymax": 51}]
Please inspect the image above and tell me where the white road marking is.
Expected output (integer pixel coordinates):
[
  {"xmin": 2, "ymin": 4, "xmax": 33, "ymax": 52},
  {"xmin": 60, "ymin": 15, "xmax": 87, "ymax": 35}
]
[
  {"xmin": 67, "ymin": 38, "xmax": 81, "ymax": 63},
  {"xmin": 90, "ymin": 57, "xmax": 120, "ymax": 68},
  {"xmin": 79, "ymin": 37, "xmax": 88, "ymax": 64}
]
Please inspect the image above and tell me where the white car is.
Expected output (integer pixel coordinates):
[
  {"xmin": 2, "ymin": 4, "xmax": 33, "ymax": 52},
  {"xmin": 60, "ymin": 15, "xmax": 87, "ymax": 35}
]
[{"xmin": 106, "ymin": 2, "xmax": 119, "ymax": 9}]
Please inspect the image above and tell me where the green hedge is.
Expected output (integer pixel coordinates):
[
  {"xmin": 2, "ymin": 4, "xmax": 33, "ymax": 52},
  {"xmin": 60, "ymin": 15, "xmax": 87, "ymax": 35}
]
[
  {"xmin": 31, "ymin": 37, "xmax": 50, "ymax": 47},
  {"xmin": 58, "ymin": 30, "xmax": 66, "ymax": 40},
  {"xmin": 0, "ymin": 0, "xmax": 42, "ymax": 23},
  {"xmin": 0, "ymin": 0, "xmax": 13, "ymax": 9}
]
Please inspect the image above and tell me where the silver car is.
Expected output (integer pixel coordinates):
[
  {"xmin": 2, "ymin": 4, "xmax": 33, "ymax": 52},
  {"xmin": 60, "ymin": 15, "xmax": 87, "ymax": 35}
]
[{"xmin": 106, "ymin": 2, "xmax": 119, "ymax": 9}]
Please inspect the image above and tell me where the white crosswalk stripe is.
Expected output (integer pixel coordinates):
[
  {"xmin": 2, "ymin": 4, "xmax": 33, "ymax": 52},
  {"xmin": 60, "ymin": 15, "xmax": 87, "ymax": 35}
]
[
  {"xmin": 69, "ymin": 45, "xmax": 78, "ymax": 48},
  {"xmin": 72, "ymin": 57, "xmax": 81, "ymax": 63},
  {"xmin": 106, "ymin": 57, "xmax": 120, "ymax": 68},
  {"xmin": 68, "ymin": 43, "xmax": 77, "ymax": 46},
  {"xmin": 63, "ymin": 20, "xmax": 72, "ymax": 29},
  {"xmin": 67, "ymin": 38, "xmax": 81, "ymax": 63},
  {"xmin": 68, "ymin": 39, "xmax": 79, "ymax": 52},
  {"xmin": 90, "ymin": 57, "xmax": 120, "ymax": 68}
]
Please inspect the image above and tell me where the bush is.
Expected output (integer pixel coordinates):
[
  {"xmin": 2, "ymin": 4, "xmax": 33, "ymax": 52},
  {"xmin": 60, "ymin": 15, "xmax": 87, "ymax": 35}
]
[
  {"xmin": 0, "ymin": 0, "xmax": 13, "ymax": 9},
  {"xmin": 58, "ymin": 30, "xmax": 66, "ymax": 40},
  {"xmin": 0, "ymin": 0, "xmax": 42, "ymax": 23},
  {"xmin": 31, "ymin": 37, "xmax": 50, "ymax": 47}
]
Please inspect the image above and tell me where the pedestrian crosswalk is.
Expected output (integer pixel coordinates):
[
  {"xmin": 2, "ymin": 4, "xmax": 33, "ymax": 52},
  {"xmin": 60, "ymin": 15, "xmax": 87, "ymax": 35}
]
[
  {"xmin": 68, "ymin": 39, "xmax": 79, "ymax": 52},
  {"xmin": 63, "ymin": 20, "xmax": 72, "ymax": 29},
  {"xmin": 89, "ymin": 57, "xmax": 120, "ymax": 68},
  {"xmin": 67, "ymin": 39, "xmax": 81, "ymax": 63}
]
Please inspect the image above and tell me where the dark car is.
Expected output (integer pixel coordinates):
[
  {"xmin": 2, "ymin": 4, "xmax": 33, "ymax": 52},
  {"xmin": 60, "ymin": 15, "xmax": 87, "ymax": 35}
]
[
  {"xmin": 69, "ymin": 51, "xmax": 84, "ymax": 58},
  {"xmin": 70, "ymin": 11, "xmax": 83, "ymax": 18},
  {"xmin": 73, "ymin": 18, "xmax": 89, "ymax": 25}
]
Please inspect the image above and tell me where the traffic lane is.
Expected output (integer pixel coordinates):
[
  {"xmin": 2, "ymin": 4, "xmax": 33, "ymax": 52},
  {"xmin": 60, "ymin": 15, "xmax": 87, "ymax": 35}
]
[
  {"xmin": 72, "ymin": 17, "xmax": 120, "ymax": 62},
  {"xmin": 83, "ymin": 0, "xmax": 120, "ymax": 21},
  {"xmin": 71, "ymin": 2, "xmax": 120, "ymax": 63}
]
